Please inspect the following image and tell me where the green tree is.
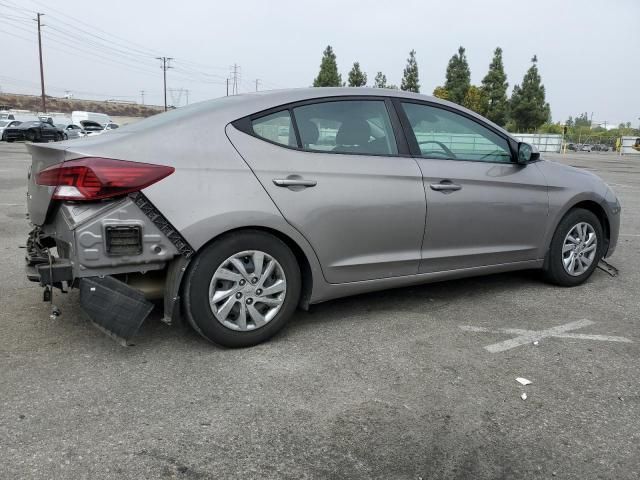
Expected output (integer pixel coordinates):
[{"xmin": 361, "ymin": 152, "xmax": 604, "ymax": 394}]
[
  {"xmin": 462, "ymin": 85, "xmax": 488, "ymax": 115},
  {"xmin": 565, "ymin": 116, "xmax": 574, "ymax": 128},
  {"xmin": 386, "ymin": 84, "xmax": 399, "ymax": 90},
  {"xmin": 313, "ymin": 45, "xmax": 342, "ymax": 87},
  {"xmin": 401, "ymin": 50, "xmax": 420, "ymax": 93},
  {"xmin": 444, "ymin": 46, "xmax": 470, "ymax": 105},
  {"xmin": 347, "ymin": 62, "xmax": 367, "ymax": 87},
  {"xmin": 480, "ymin": 47, "xmax": 508, "ymax": 126},
  {"xmin": 574, "ymin": 112, "xmax": 590, "ymax": 128},
  {"xmin": 432, "ymin": 86, "xmax": 448, "ymax": 100},
  {"xmin": 373, "ymin": 72, "xmax": 387, "ymax": 88},
  {"xmin": 508, "ymin": 55, "xmax": 551, "ymax": 131}
]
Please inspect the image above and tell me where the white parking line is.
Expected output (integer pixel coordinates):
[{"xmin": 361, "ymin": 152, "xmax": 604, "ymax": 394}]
[{"xmin": 459, "ymin": 319, "xmax": 632, "ymax": 353}]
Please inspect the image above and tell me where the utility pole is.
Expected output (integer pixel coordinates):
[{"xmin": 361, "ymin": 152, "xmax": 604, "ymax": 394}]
[
  {"xmin": 185, "ymin": 89, "xmax": 189, "ymax": 105},
  {"xmin": 140, "ymin": 90, "xmax": 145, "ymax": 105},
  {"xmin": 226, "ymin": 78, "xmax": 229, "ymax": 96},
  {"xmin": 255, "ymin": 79, "xmax": 260, "ymax": 92},
  {"xmin": 35, "ymin": 13, "xmax": 46, "ymax": 113},
  {"xmin": 156, "ymin": 56, "xmax": 173, "ymax": 111}
]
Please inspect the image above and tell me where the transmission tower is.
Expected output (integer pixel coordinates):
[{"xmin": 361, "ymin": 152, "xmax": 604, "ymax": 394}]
[{"xmin": 230, "ymin": 64, "xmax": 241, "ymax": 95}]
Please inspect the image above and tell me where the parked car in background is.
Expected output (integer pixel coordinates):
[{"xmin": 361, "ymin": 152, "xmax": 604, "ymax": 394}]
[
  {"xmin": 71, "ymin": 110, "xmax": 111, "ymax": 126},
  {"xmin": 79, "ymin": 120, "xmax": 108, "ymax": 136},
  {"xmin": 593, "ymin": 144, "xmax": 609, "ymax": 152},
  {"xmin": 2, "ymin": 120, "xmax": 64, "ymax": 142},
  {"xmin": 0, "ymin": 120, "xmax": 22, "ymax": 139},
  {"xmin": 55, "ymin": 123, "xmax": 85, "ymax": 140},
  {"xmin": 24, "ymin": 88, "xmax": 621, "ymax": 348},
  {"xmin": 566, "ymin": 143, "xmax": 577, "ymax": 151},
  {"xmin": 580, "ymin": 144, "xmax": 593, "ymax": 152}
]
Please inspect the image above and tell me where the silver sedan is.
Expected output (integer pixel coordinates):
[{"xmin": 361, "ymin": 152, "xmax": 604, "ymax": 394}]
[{"xmin": 25, "ymin": 88, "xmax": 621, "ymax": 347}]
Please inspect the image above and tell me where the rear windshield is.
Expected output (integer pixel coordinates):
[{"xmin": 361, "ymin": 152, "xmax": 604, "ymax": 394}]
[{"xmin": 116, "ymin": 95, "xmax": 245, "ymax": 133}]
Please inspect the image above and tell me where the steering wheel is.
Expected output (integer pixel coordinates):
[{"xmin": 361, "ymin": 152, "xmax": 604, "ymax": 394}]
[{"xmin": 418, "ymin": 140, "xmax": 457, "ymax": 159}]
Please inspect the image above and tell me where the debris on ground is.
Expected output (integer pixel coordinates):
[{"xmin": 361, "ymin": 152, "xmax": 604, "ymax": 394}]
[
  {"xmin": 597, "ymin": 259, "xmax": 619, "ymax": 277},
  {"xmin": 521, "ymin": 393, "xmax": 527, "ymax": 400},
  {"xmin": 516, "ymin": 377, "xmax": 532, "ymax": 386},
  {"xmin": 533, "ymin": 341, "xmax": 539, "ymax": 346}
]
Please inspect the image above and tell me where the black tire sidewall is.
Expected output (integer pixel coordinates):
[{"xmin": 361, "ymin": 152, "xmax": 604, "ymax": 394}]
[
  {"xmin": 546, "ymin": 208, "xmax": 603, "ymax": 286},
  {"xmin": 184, "ymin": 230, "xmax": 301, "ymax": 348}
]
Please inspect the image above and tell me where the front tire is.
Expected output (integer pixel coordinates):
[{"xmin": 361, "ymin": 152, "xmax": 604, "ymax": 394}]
[
  {"xmin": 184, "ymin": 230, "xmax": 301, "ymax": 347},
  {"xmin": 544, "ymin": 208, "xmax": 603, "ymax": 286}
]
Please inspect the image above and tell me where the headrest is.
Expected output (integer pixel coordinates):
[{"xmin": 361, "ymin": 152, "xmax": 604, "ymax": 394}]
[{"xmin": 335, "ymin": 118, "xmax": 370, "ymax": 147}]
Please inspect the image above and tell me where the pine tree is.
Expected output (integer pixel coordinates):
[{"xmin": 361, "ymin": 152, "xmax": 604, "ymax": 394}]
[
  {"xmin": 373, "ymin": 72, "xmax": 387, "ymax": 88},
  {"xmin": 480, "ymin": 47, "xmax": 509, "ymax": 126},
  {"xmin": 401, "ymin": 50, "xmax": 420, "ymax": 93},
  {"xmin": 462, "ymin": 85, "xmax": 488, "ymax": 115},
  {"xmin": 313, "ymin": 46, "xmax": 342, "ymax": 87},
  {"xmin": 509, "ymin": 55, "xmax": 551, "ymax": 131},
  {"xmin": 444, "ymin": 46, "xmax": 470, "ymax": 105},
  {"xmin": 347, "ymin": 62, "xmax": 367, "ymax": 87}
]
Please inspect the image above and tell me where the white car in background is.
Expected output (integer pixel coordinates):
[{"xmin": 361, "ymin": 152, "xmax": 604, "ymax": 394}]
[
  {"xmin": 77, "ymin": 120, "xmax": 119, "ymax": 136},
  {"xmin": 0, "ymin": 119, "xmax": 22, "ymax": 139}
]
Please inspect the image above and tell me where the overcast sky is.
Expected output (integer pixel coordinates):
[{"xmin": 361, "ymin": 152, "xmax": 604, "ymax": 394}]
[{"xmin": 1, "ymin": 0, "xmax": 638, "ymax": 125}]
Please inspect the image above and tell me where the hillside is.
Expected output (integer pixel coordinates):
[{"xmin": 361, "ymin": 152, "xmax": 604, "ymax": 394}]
[{"xmin": 0, "ymin": 93, "xmax": 163, "ymax": 117}]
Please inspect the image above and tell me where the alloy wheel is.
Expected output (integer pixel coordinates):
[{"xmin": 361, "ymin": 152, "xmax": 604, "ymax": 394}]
[
  {"xmin": 562, "ymin": 222, "xmax": 597, "ymax": 276},
  {"xmin": 208, "ymin": 250, "xmax": 287, "ymax": 331}
]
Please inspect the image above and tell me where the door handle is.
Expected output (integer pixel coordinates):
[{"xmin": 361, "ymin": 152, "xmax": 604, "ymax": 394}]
[
  {"xmin": 273, "ymin": 178, "xmax": 317, "ymax": 187},
  {"xmin": 430, "ymin": 182, "xmax": 461, "ymax": 192}
]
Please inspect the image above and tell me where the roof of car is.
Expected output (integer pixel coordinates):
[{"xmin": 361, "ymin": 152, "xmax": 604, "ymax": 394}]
[{"xmin": 106, "ymin": 87, "xmax": 512, "ymax": 140}]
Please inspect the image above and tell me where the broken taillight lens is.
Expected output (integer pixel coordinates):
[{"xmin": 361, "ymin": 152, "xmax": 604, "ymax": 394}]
[{"xmin": 36, "ymin": 157, "xmax": 175, "ymax": 201}]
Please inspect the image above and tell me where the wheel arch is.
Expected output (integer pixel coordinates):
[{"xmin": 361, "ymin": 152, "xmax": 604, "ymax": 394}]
[
  {"xmin": 169, "ymin": 225, "xmax": 315, "ymax": 326},
  {"xmin": 214, "ymin": 225, "xmax": 314, "ymax": 309},
  {"xmin": 544, "ymin": 199, "xmax": 611, "ymax": 268},
  {"xmin": 568, "ymin": 200, "xmax": 610, "ymax": 255}
]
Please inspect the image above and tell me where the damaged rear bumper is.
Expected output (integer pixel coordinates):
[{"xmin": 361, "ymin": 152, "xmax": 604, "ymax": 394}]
[{"xmin": 25, "ymin": 193, "xmax": 193, "ymax": 344}]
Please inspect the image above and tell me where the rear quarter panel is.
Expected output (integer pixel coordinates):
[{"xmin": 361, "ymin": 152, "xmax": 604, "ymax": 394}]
[{"xmin": 64, "ymin": 119, "xmax": 326, "ymax": 291}]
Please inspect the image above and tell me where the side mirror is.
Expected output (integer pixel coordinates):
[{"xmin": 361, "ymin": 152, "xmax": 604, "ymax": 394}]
[{"xmin": 517, "ymin": 142, "xmax": 540, "ymax": 164}]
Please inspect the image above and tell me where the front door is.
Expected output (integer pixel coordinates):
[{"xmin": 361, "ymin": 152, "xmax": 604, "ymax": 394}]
[
  {"xmin": 227, "ymin": 98, "xmax": 426, "ymax": 284},
  {"xmin": 397, "ymin": 101, "xmax": 549, "ymax": 273}
]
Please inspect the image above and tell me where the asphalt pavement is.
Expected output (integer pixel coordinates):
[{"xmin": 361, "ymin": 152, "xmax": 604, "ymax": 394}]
[{"xmin": 1, "ymin": 142, "xmax": 638, "ymax": 479}]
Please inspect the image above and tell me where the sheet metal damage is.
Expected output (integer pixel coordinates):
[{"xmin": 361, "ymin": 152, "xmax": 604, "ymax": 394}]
[{"xmin": 25, "ymin": 193, "xmax": 192, "ymax": 344}]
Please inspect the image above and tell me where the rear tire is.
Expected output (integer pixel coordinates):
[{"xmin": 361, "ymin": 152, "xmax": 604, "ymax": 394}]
[
  {"xmin": 543, "ymin": 208, "xmax": 603, "ymax": 286},
  {"xmin": 26, "ymin": 130, "xmax": 37, "ymax": 142},
  {"xmin": 184, "ymin": 230, "xmax": 301, "ymax": 347}
]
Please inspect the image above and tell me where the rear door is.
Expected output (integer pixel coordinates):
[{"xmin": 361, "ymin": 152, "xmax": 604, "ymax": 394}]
[
  {"xmin": 396, "ymin": 100, "xmax": 549, "ymax": 273},
  {"xmin": 227, "ymin": 97, "xmax": 426, "ymax": 284}
]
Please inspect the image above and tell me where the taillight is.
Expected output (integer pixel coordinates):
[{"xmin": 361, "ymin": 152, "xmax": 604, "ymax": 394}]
[{"xmin": 36, "ymin": 157, "xmax": 174, "ymax": 201}]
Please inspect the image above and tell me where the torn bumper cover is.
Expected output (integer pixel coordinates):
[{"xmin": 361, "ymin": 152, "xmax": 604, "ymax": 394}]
[
  {"xmin": 25, "ymin": 193, "xmax": 192, "ymax": 344},
  {"xmin": 79, "ymin": 276, "xmax": 154, "ymax": 345}
]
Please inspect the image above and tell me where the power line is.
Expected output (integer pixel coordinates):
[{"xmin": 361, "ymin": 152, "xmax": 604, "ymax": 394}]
[{"xmin": 1, "ymin": 1, "xmax": 284, "ymax": 103}]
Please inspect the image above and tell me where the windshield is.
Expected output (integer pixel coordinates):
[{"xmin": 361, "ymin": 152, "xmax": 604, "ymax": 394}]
[{"xmin": 21, "ymin": 121, "xmax": 40, "ymax": 127}]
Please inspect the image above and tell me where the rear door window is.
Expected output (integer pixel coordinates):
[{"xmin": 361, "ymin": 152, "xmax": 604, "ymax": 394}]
[
  {"xmin": 251, "ymin": 110, "xmax": 296, "ymax": 147},
  {"xmin": 292, "ymin": 100, "xmax": 398, "ymax": 155}
]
